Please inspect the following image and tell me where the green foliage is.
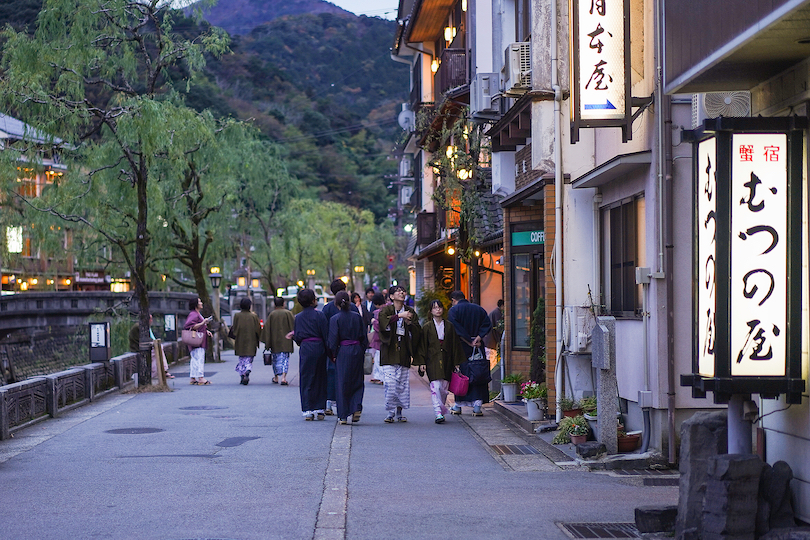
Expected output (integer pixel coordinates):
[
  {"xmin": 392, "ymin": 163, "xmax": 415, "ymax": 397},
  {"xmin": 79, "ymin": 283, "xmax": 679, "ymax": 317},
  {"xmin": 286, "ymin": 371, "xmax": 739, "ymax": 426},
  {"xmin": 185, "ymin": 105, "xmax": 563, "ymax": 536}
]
[
  {"xmin": 521, "ymin": 380, "xmax": 547, "ymax": 400},
  {"xmin": 414, "ymin": 287, "xmax": 451, "ymax": 322},
  {"xmin": 558, "ymin": 396, "xmax": 581, "ymax": 411},
  {"xmin": 501, "ymin": 372, "xmax": 524, "ymax": 384},
  {"xmin": 580, "ymin": 395, "xmax": 597, "ymax": 415},
  {"xmin": 552, "ymin": 415, "xmax": 589, "ymax": 444},
  {"xmin": 529, "ymin": 297, "xmax": 546, "ymax": 383}
]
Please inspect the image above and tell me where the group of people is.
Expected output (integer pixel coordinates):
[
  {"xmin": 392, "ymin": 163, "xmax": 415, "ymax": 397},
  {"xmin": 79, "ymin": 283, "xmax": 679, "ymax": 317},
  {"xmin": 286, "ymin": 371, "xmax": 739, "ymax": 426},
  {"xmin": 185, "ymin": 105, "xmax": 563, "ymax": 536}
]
[{"xmin": 182, "ymin": 281, "xmax": 500, "ymax": 426}]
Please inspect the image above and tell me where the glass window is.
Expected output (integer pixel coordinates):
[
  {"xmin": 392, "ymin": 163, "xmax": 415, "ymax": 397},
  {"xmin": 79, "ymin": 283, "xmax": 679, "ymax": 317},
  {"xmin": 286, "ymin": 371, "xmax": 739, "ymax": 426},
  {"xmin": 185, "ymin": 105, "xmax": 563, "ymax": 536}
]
[
  {"xmin": 512, "ymin": 253, "xmax": 531, "ymax": 348},
  {"xmin": 603, "ymin": 196, "xmax": 645, "ymax": 316}
]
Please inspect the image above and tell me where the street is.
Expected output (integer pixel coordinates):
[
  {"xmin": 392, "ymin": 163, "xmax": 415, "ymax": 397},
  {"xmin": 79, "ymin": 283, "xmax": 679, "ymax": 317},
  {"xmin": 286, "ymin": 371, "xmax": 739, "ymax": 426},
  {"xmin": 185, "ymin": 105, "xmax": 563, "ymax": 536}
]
[{"xmin": 0, "ymin": 350, "xmax": 677, "ymax": 539}]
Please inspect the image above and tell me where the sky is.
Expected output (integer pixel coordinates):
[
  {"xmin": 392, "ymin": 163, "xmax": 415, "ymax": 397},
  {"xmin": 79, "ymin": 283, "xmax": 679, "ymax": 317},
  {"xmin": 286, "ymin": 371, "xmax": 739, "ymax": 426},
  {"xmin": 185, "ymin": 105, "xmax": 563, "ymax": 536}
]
[{"xmin": 328, "ymin": 1, "xmax": 398, "ymax": 20}]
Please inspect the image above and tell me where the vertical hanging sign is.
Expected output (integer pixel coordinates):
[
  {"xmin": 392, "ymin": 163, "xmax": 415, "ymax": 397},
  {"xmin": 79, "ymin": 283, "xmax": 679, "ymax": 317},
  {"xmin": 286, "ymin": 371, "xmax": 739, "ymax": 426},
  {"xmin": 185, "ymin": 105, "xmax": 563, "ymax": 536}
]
[
  {"xmin": 571, "ymin": 0, "xmax": 631, "ymax": 143},
  {"xmin": 684, "ymin": 117, "xmax": 806, "ymax": 404}
]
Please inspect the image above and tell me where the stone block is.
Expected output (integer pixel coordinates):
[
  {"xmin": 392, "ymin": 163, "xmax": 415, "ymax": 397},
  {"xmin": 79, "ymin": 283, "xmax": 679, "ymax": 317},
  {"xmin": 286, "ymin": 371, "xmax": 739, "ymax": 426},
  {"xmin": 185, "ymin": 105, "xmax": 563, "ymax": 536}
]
[
  {"xmin": 707, "ymin": 454, "xmax": 765, "ymax": 481},
  {"xmin": 576, "ymin": 441, "xmax": 606, "ymax": 459},
  {"xmin": 635, "ymin": 505, "xmax": 677, "ymax": 533},
  {"xmin": 757, "ymin": 461, "xmax": 797, "ymax": 536},
  {"xmin": 760, "ymin": 528, "xmax": 810, "ymax": 540}
]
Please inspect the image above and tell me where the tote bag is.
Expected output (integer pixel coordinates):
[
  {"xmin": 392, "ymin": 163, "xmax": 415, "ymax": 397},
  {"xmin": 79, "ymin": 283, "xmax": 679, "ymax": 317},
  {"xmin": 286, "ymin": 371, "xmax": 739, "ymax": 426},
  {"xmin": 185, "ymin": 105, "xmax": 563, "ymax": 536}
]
[
  {"xmin": 181, "ymin": 329, "xmax": 204, "ymax": 348},
  {"xmin": 449, "ymin": 371, "xmax": 469, "ymax": 397},
  {"xmin": 363, "ymin": 349, "xmax": 374, "ymax": 375}
]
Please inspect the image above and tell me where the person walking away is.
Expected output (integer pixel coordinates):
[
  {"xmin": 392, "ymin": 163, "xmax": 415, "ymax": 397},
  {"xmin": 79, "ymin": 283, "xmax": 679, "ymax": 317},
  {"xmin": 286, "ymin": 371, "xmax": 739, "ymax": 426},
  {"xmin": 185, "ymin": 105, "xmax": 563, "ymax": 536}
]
[
  {"xmin": 447, "ymin": 290, "xmax": 492, "ymax": 416},
  {"xmin": 232, "ymin": 297, "xmax": 262, "ymax": 385},
  {"xmin": 483, "ymin": 299, "xmax": 504, "ymax": 369},
  {"xmin": 262, "ymin": 296, "xmax": 294, "ymax": 385},
  {"xmin": 327, "ymin": 291, "xmax": 368, "ymax": 424},
  {"xmin": 415, "ymin": 299, "xmax": 465, "ymax": 424},
  {"xmin": 367, "ymin": 293, "xmax": 386, "ymax": 384},
  {"xmin": 378, "ymin": 285, "xmax": 421, "ymax": 423},
  {"xmin": 184, "ymin": 297, "xmax": 213, "ymax": 385},
  {"xmin": 321, "ymin": 278, "xmax": 359, "ymax": 414},
  {"xmin": 288, "ymin": 288, "xmax": 329, "ymax": 421}
]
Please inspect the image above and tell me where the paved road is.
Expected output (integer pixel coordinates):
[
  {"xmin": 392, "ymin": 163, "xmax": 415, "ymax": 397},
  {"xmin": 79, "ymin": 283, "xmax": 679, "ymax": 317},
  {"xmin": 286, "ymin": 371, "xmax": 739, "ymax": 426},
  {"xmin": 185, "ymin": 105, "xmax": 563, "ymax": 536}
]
[{"xmin": 0, "ymin": 350, "xmax": 677, "ymax": 540}]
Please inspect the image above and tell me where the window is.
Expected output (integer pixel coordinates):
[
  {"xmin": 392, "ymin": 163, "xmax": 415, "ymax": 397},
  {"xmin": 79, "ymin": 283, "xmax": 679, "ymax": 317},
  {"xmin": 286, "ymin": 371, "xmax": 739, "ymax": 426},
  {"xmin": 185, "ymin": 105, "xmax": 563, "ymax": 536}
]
[
  {"xmin": 603, "ymin": 196, "xmax": 645, "ymax": 316},
  {"xmin": 512, "ymin": 253, "xmax": 531, "ymax": 348},
  {"xmin": 511, "ymin": 223, "xmax": 545, "ymax": 349}
]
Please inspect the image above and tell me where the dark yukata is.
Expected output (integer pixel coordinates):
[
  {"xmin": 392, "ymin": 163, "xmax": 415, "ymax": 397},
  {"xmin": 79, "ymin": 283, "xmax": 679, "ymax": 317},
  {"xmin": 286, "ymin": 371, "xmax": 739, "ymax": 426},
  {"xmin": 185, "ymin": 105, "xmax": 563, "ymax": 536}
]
[
  {"xmin": 321, "ymin": 301, "xmax": 360, "ymax": 405},
  {"xmin": 293, "ymin": 306, "xmax": 330, "ymax": 415},
  {"xmin": 327, "ymin": 310, "xmax": 368, "ymax": 421}
]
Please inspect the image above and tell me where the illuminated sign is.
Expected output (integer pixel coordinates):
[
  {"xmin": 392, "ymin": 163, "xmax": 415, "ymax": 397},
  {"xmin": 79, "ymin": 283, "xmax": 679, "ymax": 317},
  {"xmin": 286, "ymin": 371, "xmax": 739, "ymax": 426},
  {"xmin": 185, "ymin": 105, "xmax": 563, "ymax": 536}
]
[
  {"xmin": 684, "ymin": 117, "xmax": 806, "ymax": 404},
  {"xmin": 571, "ymin": 0, "xmax": 631, "ymax": 143}
]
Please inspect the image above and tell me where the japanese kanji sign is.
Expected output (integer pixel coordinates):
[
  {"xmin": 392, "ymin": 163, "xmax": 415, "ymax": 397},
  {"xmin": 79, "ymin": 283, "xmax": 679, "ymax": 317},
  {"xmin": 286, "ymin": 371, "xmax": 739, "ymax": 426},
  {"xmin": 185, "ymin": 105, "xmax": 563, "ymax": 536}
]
[
  {"xmin": 571, "ymin": 0, "xmax": 631, "ymax": 143},
  {"xmin": 684, "ymin": 117, "xmax": 806, "ymax": 404}
]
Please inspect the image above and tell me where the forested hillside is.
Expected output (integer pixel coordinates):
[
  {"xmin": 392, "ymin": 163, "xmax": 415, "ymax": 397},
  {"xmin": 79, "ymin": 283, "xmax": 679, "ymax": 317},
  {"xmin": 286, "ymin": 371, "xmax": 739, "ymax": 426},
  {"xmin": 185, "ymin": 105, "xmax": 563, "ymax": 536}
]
[{"xmin": 0, "ymin": 0, "xmax": 408, "ymax": 222}]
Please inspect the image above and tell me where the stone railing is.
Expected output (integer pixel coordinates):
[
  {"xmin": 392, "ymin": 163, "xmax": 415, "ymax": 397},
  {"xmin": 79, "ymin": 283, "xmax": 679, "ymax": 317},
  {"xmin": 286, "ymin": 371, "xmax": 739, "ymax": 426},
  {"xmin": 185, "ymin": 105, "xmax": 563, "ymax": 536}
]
[{"xmin": 0, "ymin": 341, "xmax": 181, "ymax": 440}]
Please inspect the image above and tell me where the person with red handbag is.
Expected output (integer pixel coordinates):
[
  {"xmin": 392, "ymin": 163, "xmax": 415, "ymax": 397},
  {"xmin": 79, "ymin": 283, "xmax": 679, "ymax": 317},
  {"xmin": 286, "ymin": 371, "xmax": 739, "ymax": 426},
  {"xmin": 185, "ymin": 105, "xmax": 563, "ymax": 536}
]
[
  {"xmin": 447, "ymin": 291, "xmax": 493, "ymax": 416},
  {"xmin": 415, "ymin": 300, "xmax": 465, "ymax": 424}
]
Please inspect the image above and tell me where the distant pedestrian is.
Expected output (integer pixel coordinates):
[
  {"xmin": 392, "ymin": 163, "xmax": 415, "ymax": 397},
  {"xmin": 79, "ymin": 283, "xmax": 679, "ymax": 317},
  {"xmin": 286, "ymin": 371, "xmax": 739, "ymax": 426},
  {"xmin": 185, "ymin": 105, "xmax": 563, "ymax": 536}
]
[
  {"xmin": 289, "ymin": 288, "xmax": 329, "ymax": 421},
  {"xmin": 367, "ymin": 293, "xmax": 387, "ymax": 384},
  {"xmin": 184, "ymin": 297, "xmax": 213, "ymax": 386},
  {"xmin": 232, "ymin": 296, "xmax": 262, "ymax": 385},
  {"xmin": 415, "ymin": 299, "xmax": 465, "ymax": 424},
  {"xmin": 328, "ymin": 291, "xmax": 368, "ymax": 425},
  {"xmin": 483, "ymin": 299, "xmax": 504, "ymax": 368},
  {"xmin": 447, "ymin": 290, "xmax": 492, "ymax": 416},
  {"xmin": 378, "ymin": 285, "xmax": 421, "ymax": 423},
  {"xmin": 321, "ymin": 278, "xmax": 359, "ymax": 415},
  {"xmin": 363, "ymin": 287, "xmax": 376, "ymax": 324},
  {"xmin": 262, "ymin": 296, "xmax": 294, "ymax": 385}
]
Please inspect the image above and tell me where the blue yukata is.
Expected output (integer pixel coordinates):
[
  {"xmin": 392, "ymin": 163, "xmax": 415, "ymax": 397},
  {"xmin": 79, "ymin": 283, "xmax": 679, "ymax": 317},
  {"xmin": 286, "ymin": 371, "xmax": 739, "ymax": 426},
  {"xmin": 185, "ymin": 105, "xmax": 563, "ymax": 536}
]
[
  {"xmin": 327, "ymin": 309, "xmax": 369, "ymax": 421},
  {"xmin": 293, "ymin": 306, "xmax": 330, "ymax": 415},
  {"xmin": 321, "ymin": 301, "xmax": 360, "ymax": 405}
]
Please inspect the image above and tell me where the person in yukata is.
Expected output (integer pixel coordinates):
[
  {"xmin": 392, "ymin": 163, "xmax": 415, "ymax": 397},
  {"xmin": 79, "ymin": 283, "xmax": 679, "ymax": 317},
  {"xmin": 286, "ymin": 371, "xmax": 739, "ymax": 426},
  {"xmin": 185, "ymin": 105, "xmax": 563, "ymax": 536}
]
[
  {"xmin": 483, "ymin": 299, "xmax": 504, "ymax": 369},
  {"xmin": 415, "ymin": 299, "xmax": 465, "ymax": 424},
  {"xmin": 447, "ymin": 290, "xmax": 492, "ymax": 417},
  {"xmin": 262, "ymin": 296, "xmax": 294, "ymax": 385},
  {"xmin": 377, "ymin": 285, "xmax": 421, "ymax": 423},
  {"xmin": 231, "ymin": 296, "xmax": 262, "ymax": 385},
  {"xmin": 327, "ymin": 291, "xmax": 369, "ymax": 425},
  {"xmin": 321, "ymin": 278, "xmax": 360, "ymax": 415},
  {"xmin": 367, "ymin": 293, "xmax": 387, "ymax": 384},
  {"xmin": 288, "ymin": 288, "xmax": 329, "ymax": 421}
]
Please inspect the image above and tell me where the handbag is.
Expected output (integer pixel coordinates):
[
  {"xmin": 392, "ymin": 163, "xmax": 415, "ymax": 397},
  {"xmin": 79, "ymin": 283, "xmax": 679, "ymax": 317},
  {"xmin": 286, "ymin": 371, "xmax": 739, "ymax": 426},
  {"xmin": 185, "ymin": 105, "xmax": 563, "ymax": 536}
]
[
  {"xmin": 463, "ymin": 347, "xmax": 492, "ymax": 385},
  {"xmin": 181, "ymin": 329, "xmax": 204, "ymax": 348},
  {"xmin": 263, "ymin": 350, "xmax": 273, "ymax": 366},
  {"xmin": 227, "ymin": 325, "xmax": 235, "ymax": 340},
  {"xmin": 363, "ymin": 349, "xmax": 374, "ymax": 375},
  {"xmin": 449, "ymin": 370, "xmax": 469, "ymax": 397}
]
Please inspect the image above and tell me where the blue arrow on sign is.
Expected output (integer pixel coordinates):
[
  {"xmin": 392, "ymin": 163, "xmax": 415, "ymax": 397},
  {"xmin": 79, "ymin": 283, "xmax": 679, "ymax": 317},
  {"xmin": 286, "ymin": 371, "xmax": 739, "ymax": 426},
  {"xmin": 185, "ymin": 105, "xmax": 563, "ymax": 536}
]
[{"xmin": 584, "ymin": 99, "xmax": 617, "ymax": 110}]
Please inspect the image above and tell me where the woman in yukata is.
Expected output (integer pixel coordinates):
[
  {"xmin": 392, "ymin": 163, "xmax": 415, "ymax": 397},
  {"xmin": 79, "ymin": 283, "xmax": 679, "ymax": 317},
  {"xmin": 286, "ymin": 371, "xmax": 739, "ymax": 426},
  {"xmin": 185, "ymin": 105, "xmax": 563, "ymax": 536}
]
[
  {"xmin": 288, "ymin": 288, "xmax": 329, "ymax": 421},
  {"xmin": 327, "ymin": 291, "xmax": 368, "ymax": 425}
]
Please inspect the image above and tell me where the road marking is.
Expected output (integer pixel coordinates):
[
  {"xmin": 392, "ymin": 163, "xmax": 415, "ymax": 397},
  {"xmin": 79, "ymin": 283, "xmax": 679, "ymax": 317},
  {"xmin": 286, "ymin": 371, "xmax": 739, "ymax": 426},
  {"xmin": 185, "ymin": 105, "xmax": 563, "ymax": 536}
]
[{"xmin": 313, "ymin": 422, "xmax": 351, "ymax": 540}]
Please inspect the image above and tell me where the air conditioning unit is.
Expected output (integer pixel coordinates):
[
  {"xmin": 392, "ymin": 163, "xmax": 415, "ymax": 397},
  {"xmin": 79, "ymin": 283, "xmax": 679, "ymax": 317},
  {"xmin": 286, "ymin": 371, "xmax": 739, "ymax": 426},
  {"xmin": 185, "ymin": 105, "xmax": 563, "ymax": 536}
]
[
  {"xmin": 502, "ymin": 42, "xmax": 531, "ymax": 97},
  {"xmin": 399, "ymin": 157, "xmax": 413, "ymax": 179},
  {"xmin": 692, "ymin": 91, "xmax": 751, "ymax": 128},
  {"xmin": 470, "ymin": 72, "xmax": 499, "ymax": 115}
]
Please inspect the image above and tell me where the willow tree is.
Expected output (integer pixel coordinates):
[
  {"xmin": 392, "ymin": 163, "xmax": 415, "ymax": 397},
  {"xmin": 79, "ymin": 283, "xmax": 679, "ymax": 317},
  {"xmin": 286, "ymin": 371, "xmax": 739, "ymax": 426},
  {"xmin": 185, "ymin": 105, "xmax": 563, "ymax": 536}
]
[{"xmin": 0, "ymin": 0, "xmax": 229, "ymax": 384}]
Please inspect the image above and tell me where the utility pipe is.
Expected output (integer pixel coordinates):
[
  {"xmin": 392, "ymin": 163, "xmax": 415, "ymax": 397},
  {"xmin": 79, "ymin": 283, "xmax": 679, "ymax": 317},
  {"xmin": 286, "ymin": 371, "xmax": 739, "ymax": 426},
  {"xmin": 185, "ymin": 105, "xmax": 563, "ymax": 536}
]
[{"xmin": 551, "ymin": 0, "xmax": 565, "ymax": 422}]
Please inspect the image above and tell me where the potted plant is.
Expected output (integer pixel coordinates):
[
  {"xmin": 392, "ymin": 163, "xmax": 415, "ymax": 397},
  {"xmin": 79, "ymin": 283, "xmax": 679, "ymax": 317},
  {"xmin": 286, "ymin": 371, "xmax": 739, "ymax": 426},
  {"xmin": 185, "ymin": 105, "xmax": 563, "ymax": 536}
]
[
  {"xmin": 500, "ymin": 373, "xmax": 524, "ymax": 402},
  {"xmin": 521, "ymin": 380, "xmax": 547, "ymax": 421},
  {"xmin": 552, "ymin": 415, "xmax": 589, "ymax": 444},
  {"xmin": 558, "ymin": 396, "xmax": 582, "ymax": 418},
  {"xmin": 579, "ymin": 395, "xmax": 598, "ymax": 438},
  {"xmin": 569, "ymin": 423, "xmax": 589, "ymax": 445},
  {"xmin": 617, "ymin": 426, "xmax": 641, "ymax": 453}
]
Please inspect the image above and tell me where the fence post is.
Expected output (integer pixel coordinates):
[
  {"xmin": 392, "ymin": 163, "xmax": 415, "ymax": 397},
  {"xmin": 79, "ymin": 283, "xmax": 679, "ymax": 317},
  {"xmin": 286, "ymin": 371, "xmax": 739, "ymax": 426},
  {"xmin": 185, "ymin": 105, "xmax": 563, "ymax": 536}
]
[
  {"xmin": 46, "ymin": 375, "xmax": 58, "ymax": 418},
  {"xmin": 0, "ymin": 387, "xmax": 9, "ymax": 440}
]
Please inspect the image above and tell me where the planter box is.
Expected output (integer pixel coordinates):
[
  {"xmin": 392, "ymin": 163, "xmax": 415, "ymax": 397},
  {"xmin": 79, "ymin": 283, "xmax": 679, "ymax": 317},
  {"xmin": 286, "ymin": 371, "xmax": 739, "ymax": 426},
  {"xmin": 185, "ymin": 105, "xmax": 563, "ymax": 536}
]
[
  {"xmin": 618, "ymin": 434, "xmax": 640, "ymax": 452},
  {"xmin": 501, "ymin": 382, "xmax": 518, "ymax": 402},
  {"xmin": 562, "ymin": 408, "xmax": 583, "ymax": 418}
]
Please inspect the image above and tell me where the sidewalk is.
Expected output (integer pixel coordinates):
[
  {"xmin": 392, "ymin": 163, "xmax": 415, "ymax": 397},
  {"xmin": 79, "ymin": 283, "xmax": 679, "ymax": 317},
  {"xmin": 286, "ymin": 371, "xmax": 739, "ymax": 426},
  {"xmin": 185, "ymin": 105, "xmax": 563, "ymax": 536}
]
[{"xmin": 0, "ymin": 349, "xmax": 678, "ymax": 540}]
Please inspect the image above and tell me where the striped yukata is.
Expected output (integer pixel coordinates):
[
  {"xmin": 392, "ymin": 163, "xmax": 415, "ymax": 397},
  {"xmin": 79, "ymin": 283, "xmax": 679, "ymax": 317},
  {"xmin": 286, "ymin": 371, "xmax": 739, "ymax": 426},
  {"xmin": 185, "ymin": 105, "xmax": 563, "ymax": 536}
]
[
  {"xmin": 382, "ymin": 364, "xmax": 410, "ymax": 414},
  {"xmin": 272, "ymin": 352, "xmax": 290, "ymax": 376}
]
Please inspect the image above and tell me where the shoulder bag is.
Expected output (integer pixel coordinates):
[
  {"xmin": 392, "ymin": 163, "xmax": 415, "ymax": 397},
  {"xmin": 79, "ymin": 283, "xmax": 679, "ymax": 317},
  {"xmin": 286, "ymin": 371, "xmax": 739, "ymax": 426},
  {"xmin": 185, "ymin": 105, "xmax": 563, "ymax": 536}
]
[
  {"xmin": 449, "ymin": 370, "xmax": 469, "ymax": 397},
  {"xmin": 181, "ymin": 329, "xmax": 204, "ymax": 348},
  {"xmin": 363, "ymin": 349, "xmax": 374, "ymax": 375}
]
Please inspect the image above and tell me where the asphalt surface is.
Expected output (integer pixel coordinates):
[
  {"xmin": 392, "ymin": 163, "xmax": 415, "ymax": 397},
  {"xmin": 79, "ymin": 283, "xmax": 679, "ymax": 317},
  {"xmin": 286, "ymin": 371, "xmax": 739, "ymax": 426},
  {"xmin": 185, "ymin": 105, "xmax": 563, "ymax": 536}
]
[{"xmin": 0, "ymin": 349, "xmax": 678, "ymax": 540}]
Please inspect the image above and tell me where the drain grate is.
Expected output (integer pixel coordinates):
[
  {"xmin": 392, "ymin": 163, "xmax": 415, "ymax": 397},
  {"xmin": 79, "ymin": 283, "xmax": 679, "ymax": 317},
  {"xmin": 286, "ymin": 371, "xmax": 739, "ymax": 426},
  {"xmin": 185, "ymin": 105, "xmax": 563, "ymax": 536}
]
[
  {"xmin": 105, "ymin": 428, "xmax": 164, "ymax": 435},
  {"xmin": 558, "ymin": 522, "xmax": 639, "ymax": 539},
  {"xmin": 490, "ymin": 444, "xmax": 542, "ymax": 455}
]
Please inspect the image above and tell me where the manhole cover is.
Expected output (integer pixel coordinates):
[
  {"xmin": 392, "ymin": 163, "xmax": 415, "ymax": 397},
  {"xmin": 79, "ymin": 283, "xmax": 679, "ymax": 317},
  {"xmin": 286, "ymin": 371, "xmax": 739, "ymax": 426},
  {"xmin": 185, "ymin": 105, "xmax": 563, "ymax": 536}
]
[
  {"xmin": 558, "ymin": 522, "xmax": 639, "ymax": 539},
  {"xmin": 216, "ymin": 436, "xmax": 260, "ymax": 447},
  {"xmin": 180, "ymin": 406, "xmax": 228, "ymax": 411},
  {"xmin": 105, "ymin": 428, "xmax": 165, "ymax": 435}
]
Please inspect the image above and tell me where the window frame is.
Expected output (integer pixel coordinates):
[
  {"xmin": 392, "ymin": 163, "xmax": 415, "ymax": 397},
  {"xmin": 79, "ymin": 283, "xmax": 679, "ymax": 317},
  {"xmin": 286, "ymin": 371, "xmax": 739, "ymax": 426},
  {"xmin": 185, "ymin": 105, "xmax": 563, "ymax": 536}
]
[{"xmin": 602, "ymin": 195, "xmax": 645, "ymax": 318}]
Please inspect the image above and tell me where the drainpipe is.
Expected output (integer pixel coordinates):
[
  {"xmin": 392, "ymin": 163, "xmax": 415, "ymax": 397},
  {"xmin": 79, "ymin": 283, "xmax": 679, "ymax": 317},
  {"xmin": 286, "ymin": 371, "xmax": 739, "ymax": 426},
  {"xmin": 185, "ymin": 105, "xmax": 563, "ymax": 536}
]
[{"xmin": 551, "ymin": 0, "xmax": 564, "ymax": 422}]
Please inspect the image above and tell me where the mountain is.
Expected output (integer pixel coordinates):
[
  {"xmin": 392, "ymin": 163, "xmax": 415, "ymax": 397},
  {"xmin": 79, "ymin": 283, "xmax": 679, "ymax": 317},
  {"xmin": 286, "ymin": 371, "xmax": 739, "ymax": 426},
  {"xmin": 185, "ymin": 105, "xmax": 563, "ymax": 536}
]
[{"xmin": 192, "ymin": 0, "xmax": 353, "ymax": 36}]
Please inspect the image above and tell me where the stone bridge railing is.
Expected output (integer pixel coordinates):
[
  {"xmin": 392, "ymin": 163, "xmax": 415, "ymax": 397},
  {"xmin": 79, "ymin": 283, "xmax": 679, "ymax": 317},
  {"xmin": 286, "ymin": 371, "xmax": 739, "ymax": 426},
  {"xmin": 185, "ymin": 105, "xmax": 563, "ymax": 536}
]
[{"xmin": 0, "ymin": 341, "xmax": 182, "ymax": 440}]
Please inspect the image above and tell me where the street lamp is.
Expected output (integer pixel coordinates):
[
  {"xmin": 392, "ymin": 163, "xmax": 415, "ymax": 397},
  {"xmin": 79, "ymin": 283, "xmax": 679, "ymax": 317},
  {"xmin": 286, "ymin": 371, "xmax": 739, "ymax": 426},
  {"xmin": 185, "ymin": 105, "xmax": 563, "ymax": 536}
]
[{"xmin": 208, "ymin": 266, "xmax": 222, "ymax": 363}]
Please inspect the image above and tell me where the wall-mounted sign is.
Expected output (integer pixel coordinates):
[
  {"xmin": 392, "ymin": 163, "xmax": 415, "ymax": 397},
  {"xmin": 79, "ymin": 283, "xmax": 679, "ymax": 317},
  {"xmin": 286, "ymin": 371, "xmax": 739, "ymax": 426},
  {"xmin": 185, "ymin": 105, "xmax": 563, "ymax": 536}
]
[
  {"xmin": 683, "ymin": 117, "xmax": 806, "ymax": 404},
  {"xmin": 89, "ymin": 321, "xmax": 111, "ymax": 362},
  {"xmin": 511, "ymin": 230, "xmax": 545, "ymax": 246},
  {"xmin": 571, "ymin": 0, "xmax": 631, "ymax": 143}
]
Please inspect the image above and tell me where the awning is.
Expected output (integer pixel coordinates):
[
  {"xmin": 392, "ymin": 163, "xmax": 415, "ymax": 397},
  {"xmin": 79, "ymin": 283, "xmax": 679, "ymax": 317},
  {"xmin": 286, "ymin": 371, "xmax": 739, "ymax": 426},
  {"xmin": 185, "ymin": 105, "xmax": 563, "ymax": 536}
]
[
  {"xmin": 500, "ymin": 175, "xmax": 553, "ymax": 208},
  {"xmin": 486, "ymin": 91, "xmax": 554, "ymax": 152},
  {"xmin": 571, "ymin": 150, "xmax": 652, "ymax": 189}
]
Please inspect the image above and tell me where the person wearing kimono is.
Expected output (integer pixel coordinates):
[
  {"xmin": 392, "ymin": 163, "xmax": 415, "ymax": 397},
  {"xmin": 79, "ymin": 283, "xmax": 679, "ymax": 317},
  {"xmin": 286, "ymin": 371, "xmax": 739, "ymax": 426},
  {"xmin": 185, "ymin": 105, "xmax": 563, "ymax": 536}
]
[
  {"xmin": 447, "ymin": 290, "xmax": 493, "ymax": 416},
  {"xmin": 290, "ymin": 288, "xmax": 330, "ymax": 421},
  {"xmin": 367, "ymin": 293, "xmax": 387, "ymax": 384},
  {"xmin": 232, "ymin": 296, "xmax": 262, "ymax": 385},
  {"xmin": 262, "ymin": 296, "xmax": 294, "ymax": 385},
  {"xmin": 377, "ymin": 285, "xmax": 421, "ymax": 423},
  {"xmin": 415, "ymin": 299, "xmax": 465, "ymax": 424},
  {"xmin": 327, "ymin": 291, "xmax": 369, "ymax": 425},
  {"xmin": 320, "ymin": 279, "xmax": 359, "ymax": 415}
]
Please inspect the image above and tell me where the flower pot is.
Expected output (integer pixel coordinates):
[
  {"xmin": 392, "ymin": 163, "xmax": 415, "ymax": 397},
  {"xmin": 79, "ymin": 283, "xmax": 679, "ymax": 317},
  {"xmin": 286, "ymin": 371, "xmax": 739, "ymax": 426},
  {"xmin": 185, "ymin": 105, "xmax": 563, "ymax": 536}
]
[
  {"xmin": 525, "ymin": 398, "xmax": 545, "ymax": 421},
  {"xmin": 617, "ymin": 434, "xmax": 640, "ymax": 453},
  {"xmin": 501, "ymin": 382, "xmax": 518, "ymax": 402},
  {"xmin": 584, "ymin": 415, "xmax": 598, "ymax": 440},
  {"xmin": 570, "ymin": 434, "xmax": 587, "ymax": 445},
  {"xmin": 562, "ymin": 408, "xmax": 582, "ymax": 418}
]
